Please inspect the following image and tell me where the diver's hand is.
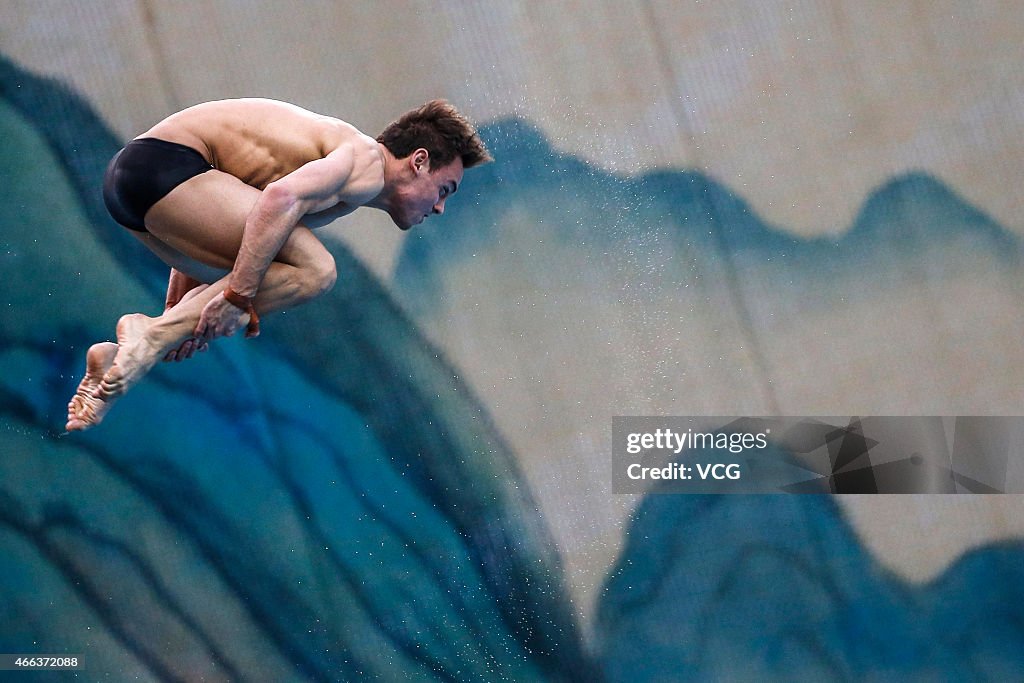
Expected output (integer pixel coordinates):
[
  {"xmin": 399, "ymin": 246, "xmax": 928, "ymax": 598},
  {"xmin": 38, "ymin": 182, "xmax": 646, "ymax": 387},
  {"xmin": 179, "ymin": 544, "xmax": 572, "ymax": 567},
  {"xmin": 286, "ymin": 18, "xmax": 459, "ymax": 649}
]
[
  {"xmin": 164, "ymin": 337, "xmax": 209, "ymax": 362},
  {"xmin": 195, "ymin": 293, "xmax": 252, "ymax": 341}
]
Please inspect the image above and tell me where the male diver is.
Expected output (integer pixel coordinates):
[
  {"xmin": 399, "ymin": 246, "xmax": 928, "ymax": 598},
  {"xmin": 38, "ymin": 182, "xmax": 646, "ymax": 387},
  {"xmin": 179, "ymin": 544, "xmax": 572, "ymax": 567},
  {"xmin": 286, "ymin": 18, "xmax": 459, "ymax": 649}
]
[{"xmin": 66, "ymin": 98, "xmax": 491, "ymax": 431}]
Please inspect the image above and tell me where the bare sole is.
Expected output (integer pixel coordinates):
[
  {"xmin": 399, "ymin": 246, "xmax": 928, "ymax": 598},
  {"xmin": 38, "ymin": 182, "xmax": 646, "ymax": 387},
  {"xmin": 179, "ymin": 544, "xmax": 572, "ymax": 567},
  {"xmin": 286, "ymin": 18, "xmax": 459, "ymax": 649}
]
[
  {"xmin": 66, "ymin": 341, "xmax": 119, "ymax": 431},
  {"xmin": 66, "ymin": 314, "xmax": 158, "ymax": 431}
]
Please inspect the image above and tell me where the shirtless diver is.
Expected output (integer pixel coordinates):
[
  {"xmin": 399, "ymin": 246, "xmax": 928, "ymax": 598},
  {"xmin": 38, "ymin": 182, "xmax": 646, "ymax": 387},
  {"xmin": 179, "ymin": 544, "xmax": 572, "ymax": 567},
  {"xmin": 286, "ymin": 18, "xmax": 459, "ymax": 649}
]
[{"xmin": 66, "ymin": 98, "xmax": 491, "ymax": 431}]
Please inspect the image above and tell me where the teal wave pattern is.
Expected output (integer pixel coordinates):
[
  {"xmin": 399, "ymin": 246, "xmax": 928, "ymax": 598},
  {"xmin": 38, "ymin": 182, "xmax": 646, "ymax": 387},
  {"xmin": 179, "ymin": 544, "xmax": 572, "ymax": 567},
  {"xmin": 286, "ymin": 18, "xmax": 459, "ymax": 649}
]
[
  {"xmin": 3, "ymin": 54, "xmax": 1024, "ymax": 681},
  {"xmin": 0, "ymin": 56, "xmax": 591, "ymax": 681},
  {"xmin": 394, "ymin": 118, "xmax": 1024, "ymax": 680}
]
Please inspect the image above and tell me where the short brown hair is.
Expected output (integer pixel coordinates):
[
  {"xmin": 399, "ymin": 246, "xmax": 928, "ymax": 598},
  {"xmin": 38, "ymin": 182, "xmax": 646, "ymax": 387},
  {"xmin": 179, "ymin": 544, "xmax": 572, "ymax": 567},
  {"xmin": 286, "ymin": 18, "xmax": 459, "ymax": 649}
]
[{"xmin": 377, "ymin": 99, "xmax": 492, "ymax": 170}]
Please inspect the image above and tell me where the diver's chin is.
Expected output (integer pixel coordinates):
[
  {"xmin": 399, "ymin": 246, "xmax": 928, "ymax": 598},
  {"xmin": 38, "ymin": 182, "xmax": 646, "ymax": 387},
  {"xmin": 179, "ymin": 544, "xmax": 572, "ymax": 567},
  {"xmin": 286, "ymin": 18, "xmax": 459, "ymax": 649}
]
[
  {"xmin": 390, "ymin": 212, "xmax": 414, "ymax": 231},
  {"xmin": 398, "ymin": 215, "xmax": 426, "ymax": 231}
]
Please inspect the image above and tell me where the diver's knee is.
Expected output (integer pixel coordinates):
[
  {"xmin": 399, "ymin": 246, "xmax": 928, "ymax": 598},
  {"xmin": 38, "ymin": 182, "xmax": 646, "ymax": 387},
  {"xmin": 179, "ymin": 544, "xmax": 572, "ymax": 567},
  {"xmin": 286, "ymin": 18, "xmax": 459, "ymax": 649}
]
[{"xmin": 299, "ymin": 254, "xmax": 337, "ymax": 301}]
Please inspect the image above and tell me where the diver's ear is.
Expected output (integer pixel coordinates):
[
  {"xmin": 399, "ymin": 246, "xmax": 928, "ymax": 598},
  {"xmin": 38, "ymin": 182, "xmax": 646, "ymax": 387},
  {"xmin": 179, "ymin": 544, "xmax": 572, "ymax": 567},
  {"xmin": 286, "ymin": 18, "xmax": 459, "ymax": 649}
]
[{"xmin": 411, "ymin": 148, "xmax": 430, "ymax": 173}]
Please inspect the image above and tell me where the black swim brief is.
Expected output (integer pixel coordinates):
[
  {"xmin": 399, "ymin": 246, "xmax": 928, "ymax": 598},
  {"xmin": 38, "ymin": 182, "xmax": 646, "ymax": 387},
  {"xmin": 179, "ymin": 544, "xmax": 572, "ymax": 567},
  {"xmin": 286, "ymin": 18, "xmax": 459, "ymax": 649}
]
[{"xmin": 102, "ymin": 137, "xmax": 214, "ymax": 232}]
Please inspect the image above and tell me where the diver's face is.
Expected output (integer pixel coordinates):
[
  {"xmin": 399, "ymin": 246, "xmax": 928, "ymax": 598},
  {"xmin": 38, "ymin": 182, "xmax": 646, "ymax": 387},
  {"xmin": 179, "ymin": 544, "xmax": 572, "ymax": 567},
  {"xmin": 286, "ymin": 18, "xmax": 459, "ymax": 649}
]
[{"xmin": 396, "ymin": 152, "xmax": 464, "ymax": 230}]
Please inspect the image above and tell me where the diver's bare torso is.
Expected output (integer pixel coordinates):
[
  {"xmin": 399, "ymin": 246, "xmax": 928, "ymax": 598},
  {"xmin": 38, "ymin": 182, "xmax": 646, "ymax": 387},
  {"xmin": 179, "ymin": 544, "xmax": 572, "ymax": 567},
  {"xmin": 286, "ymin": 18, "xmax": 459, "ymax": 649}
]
[
  {"xmin": 67, "ymin": 96, "xmax": 486, "ymax": 432},
  {"xmin": 141, "ymin": 98, "xmax": 384, "ymax": 222}
]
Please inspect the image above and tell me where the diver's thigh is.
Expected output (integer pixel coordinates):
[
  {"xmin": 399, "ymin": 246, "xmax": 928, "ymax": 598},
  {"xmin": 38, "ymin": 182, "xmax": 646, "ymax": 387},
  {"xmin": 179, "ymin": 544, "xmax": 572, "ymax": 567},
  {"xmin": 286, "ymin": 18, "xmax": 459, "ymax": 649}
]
[
  {"xmin": 126, "ymin": 230, "xmax": 229, "ymax": 284},
  {"xmin": 143, "ymin": 170, "xmax": 258, "ymax": 271},
  {"xmin": 144, "ymin": 170, "xmax": 332, "ymax": 273}
]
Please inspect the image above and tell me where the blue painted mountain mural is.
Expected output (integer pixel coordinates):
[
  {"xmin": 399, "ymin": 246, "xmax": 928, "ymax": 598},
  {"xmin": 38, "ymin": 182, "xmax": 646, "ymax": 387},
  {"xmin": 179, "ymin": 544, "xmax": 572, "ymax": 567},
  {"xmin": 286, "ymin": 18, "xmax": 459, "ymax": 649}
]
[
  {"xmin": 392, "ymin": 116, "xmax": 1024, "ymax": 679},
  {"xmin": 0, "ymin": 57, "xmax": 592, "ymax": 681},
  {"xmin": 394, "ymin": 118, "xmax": 1024, "ymax": 417},
  {"xmin": 396, "ymin": 118, "xmax": 1021, "ymax": 291},
  {"xmin": 599, "ymin": 492, "xmax": 1024, "ymax": 681},
  {"xmin": 2, "ymin": 54, "xmax": 1024, "ymax": 681}
]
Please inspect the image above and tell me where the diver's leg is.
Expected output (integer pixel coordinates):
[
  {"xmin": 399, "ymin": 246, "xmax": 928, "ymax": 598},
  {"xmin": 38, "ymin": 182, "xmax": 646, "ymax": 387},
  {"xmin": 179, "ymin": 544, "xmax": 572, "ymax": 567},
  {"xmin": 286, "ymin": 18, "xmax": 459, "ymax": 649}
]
[{"xmin": 66, "ymin": 170, "xmax": 336, "ymax": 431}]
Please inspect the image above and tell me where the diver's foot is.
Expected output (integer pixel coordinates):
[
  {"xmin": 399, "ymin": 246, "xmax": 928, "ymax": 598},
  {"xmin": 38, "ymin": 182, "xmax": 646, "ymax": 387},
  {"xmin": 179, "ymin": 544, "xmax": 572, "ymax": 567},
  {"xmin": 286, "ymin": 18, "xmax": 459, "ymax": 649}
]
[
  {"xmin": 68, "ymin": 314, "xmax": 160, "ymax": 431},
  {"xmin": 66, "ymin": 341, "xmax": 118, "ymax": 431}
]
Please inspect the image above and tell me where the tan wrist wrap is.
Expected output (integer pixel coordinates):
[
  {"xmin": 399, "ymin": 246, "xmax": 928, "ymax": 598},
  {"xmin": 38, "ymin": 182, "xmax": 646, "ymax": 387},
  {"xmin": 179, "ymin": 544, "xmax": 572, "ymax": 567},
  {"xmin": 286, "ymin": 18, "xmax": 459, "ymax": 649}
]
[{"xmin": 223, "ymin": 286, "xmax": 260, "ymax": 337}]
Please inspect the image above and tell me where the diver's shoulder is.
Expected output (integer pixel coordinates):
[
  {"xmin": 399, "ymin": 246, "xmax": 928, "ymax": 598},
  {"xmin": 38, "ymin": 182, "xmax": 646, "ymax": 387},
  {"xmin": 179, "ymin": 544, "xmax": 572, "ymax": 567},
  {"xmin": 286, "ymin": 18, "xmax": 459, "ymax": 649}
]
[{"xmin": 320, "ymin": 119, "xmax": 378, "ymax": 155}]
